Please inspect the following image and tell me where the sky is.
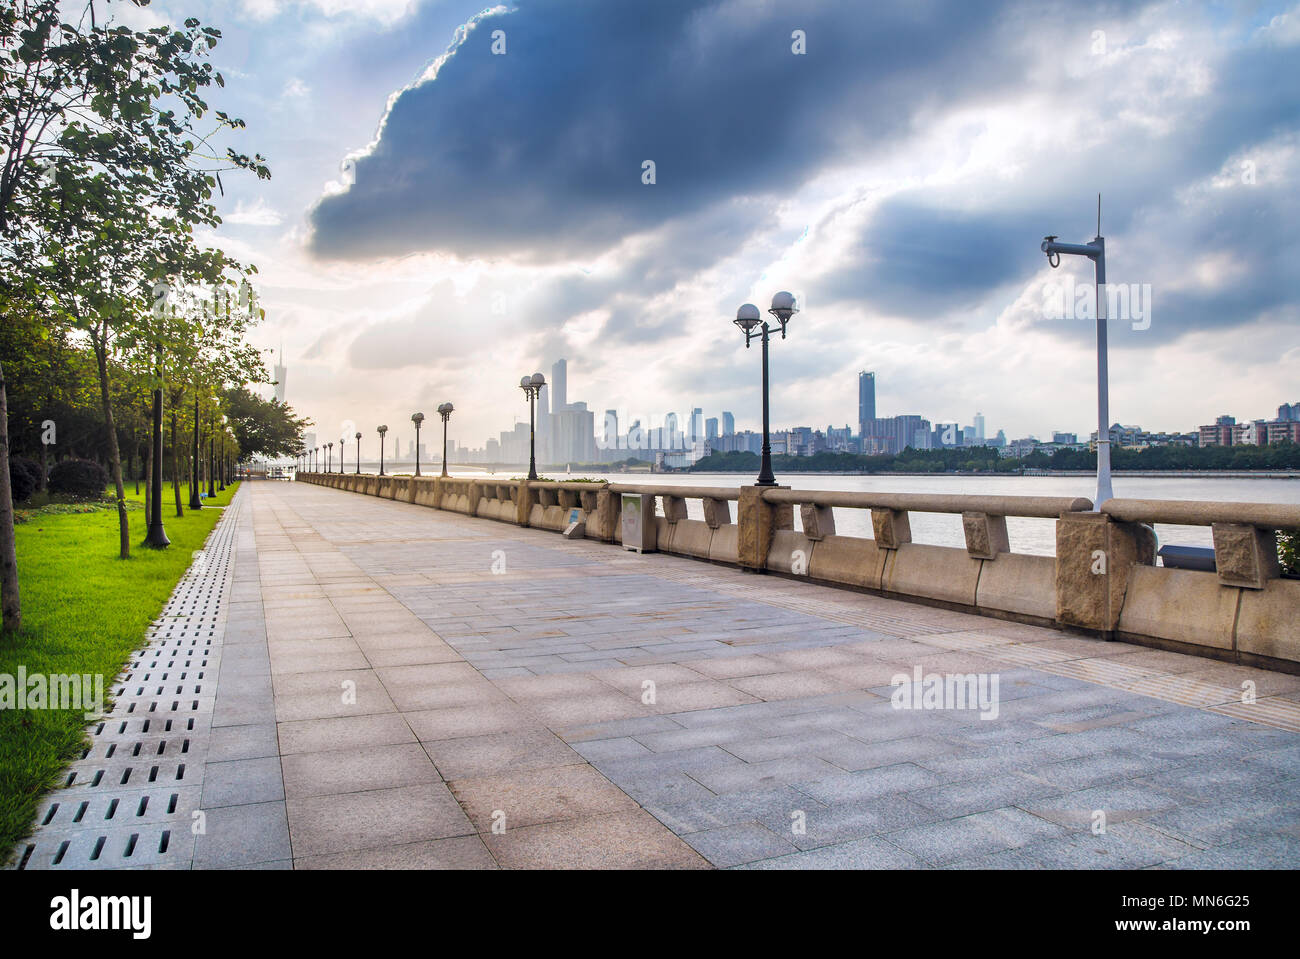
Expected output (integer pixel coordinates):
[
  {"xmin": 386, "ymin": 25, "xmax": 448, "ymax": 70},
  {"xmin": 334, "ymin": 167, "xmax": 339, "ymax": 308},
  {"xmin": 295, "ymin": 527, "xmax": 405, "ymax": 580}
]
[{"xmin": 119, "ymin": 0, "xmax": 1300, "ymax": 453}]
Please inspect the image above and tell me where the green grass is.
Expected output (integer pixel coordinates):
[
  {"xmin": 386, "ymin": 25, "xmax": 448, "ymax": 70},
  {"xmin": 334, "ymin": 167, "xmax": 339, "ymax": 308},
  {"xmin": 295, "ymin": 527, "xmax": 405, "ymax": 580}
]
[{"xmin": 0, "ymin": 480, "xmax": 240, "ymax": 860}]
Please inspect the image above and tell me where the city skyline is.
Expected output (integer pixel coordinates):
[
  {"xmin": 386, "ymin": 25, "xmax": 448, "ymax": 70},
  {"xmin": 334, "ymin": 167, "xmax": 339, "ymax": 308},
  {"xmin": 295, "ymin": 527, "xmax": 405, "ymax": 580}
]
[{"xmin": 196, "ymin": 0, "xmax": 1300, "ymax": 458}]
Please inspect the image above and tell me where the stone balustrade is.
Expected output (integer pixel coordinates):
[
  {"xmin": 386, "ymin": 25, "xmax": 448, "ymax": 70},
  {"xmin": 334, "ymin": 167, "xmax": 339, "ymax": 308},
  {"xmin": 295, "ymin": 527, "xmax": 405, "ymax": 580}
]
[{"xmin": 292, "ymin": 471, "xmax": 1300, "ymax": 672}]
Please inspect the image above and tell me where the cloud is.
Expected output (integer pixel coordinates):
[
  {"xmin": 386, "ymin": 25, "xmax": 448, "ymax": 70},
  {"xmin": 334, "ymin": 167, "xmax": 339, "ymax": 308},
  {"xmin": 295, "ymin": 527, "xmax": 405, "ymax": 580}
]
[
  {"xmin": 307, "ymin": 0, "xmax": 1030, "ymax": 262},
  {"xmin": 223, "ymin": 198, "xmax": 285, "ymax": 226}
]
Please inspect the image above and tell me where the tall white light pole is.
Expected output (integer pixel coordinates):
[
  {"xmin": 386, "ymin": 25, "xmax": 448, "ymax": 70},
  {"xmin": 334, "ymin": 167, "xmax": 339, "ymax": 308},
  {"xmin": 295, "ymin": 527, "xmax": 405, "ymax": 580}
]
[{"xmin": 1042, "ymin": 204, "xmax": 1111, "ymax": 508}]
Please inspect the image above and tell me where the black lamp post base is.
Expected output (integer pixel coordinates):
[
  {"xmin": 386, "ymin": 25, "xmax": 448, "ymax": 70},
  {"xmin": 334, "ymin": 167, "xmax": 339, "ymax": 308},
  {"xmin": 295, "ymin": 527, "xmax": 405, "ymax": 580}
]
[{"xmin": 143, "ymin": 525, "xmax": 170, "ymax": 549}]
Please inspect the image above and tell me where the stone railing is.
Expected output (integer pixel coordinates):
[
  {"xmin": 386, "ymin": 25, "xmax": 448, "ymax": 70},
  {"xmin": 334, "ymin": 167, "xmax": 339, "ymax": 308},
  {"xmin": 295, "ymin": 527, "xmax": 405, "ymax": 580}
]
[
  {"xmin": 1075, "ymin": 498, "xmax": 1300, "ymax": 666},
  {"xmin": 293, "ymin": 472, "xmax": 1300, "ymax": 672}
]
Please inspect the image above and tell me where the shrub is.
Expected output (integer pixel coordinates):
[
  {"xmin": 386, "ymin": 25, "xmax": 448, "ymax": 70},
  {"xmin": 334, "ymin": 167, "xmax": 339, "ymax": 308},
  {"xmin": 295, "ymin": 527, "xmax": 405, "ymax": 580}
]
[
  {"xmin": 8, "ymin": 457, "xmax": 41, "ymax": 503},
  {"xmin": 1280, "ymin": 529, "xmax": 1300, "ymax": 578},
  {"xmin": 47, "ymin": 458, "xmax": 109, "ymax": 500}
]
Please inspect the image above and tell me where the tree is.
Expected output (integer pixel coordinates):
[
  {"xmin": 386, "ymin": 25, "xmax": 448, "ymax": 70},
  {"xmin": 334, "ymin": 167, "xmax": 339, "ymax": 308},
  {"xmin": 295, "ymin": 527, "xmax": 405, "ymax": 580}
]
[
  {"xmin": 224, "ymin": 387, "xmax": 311, "ymax": 460},
  {"xmin": 1, "ymin": 1, "xmax": 270, "ymax": 577}
]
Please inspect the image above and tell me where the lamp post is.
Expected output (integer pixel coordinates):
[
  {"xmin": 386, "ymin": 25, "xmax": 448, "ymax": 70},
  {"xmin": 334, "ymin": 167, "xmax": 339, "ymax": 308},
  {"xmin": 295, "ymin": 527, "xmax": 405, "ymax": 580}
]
[
  {"xmin": 355, "ymin": 431, "xmax": 362, "ymax": 473},
  {"xmin": 1042, "ymin": 208, "xmax": 1111, "ymax": 509},
  {"xmin": 520, "ymin": 372, "xmax": 545, "ymax": 481},
  {"xmin": 339, "ymin": 435, "xmax": 346, "ymax": 474},
  {"xmin": 144, "ymin": 344, "xmax": 169, "ymax": 548},
  {"xmin": 218, "ymin": 416, "xmax": 228, "ymax": 491},
  {"xmin": 733, "ymin": 292, "xmax": 797, "ymax": 487},
  {"xmin": 437, "ymin": 402, "xmax": 454, "ymax": 478},
  {"xmin": 412, "ymin": 412, "xmax": 425, "ymax": 476},
  {"xmin": 207, "ymin": 412, "xmax": 217, "ymax": 498},
  {"xmin": 377, "ymin": 425, "xmax": 388, "ymax": 475},
  {"xmin": 327, "ymin": 442, "xmax": 333, "ymax": 472},
  {"xmin": 190, "ymin": 395, "xmax": 202, "ymax": 510}
]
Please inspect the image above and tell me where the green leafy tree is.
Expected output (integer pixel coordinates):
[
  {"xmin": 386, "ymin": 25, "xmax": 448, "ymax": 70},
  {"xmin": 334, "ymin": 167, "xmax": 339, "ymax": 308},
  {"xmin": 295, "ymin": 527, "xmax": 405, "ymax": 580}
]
[
  {"xmin": 0, "ymin": 0, "xmax": 268, "ymax": 624},
  {"xmin": 224, "ymin": 387, "xmax": 312, "ymax": 461}
]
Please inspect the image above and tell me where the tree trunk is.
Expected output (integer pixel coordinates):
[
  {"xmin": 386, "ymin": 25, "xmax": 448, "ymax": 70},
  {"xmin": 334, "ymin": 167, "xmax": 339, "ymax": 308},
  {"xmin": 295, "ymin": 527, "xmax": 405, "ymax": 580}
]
[
  {"xmin": 170, "ymin": 409, "xmax": 183, "ymax": 517},
  {"xmin": 142, "ymin": 436, "xmax": 152, "ymax": 528},
  {"xmin": 91, "ymin": 332, "xmax": 130, "ymax": 560},
  {"xmin": 190, "ymin": 395, "xmax": 201, "ymax": 510},
  {"xmin": 0, "ymin": 357, "xmax": 21, "ymax": 633}
]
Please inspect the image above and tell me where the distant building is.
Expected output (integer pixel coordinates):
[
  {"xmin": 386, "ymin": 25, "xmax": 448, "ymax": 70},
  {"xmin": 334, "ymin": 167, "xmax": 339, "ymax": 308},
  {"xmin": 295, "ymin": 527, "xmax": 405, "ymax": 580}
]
[
  {"xmin": 1268, "ymin": 421, "xmax": 1300, "ymax": 444},
  {"xmin": 705, "ymin": 417, "xmax": 718, "ymax": 442},
  {"xmin": 551, "ymin": 358, "xmax": 568, "ymax": 412},
  {"xmin": 664, "ymin": 412, "xmax": 680, "ymax": 449},
  {"xmin": 689, "ymin": 407, "xmax": 704, "ymax": 444},
  {"xmin": 858, "ymin": 371, "xmax": 876, "ymax": 440},
  {"xmin": 601, "ymin": 410, "xmax": 619, "ymax": 450},
  {"xmin": 722, "ymin": 411, "xmax": 735, "ymax": 436},
  {"xmin": 551, "ymin": 403, "xmax": 595, "ymax": 464},
  {"xmin": 273, "ymin": 348, "xmax": 287, "ymax": 404},
  {"xmin": 1198, "ymin": 415, "xmax": 1236, "ymax": 447},
  {"xmin": 1052, "ymin": 431, "xmax": 1078, "ymax": 445},
  {"xmin": 974, "ymin": 412, "xmax": 985, "ymax": 444}
]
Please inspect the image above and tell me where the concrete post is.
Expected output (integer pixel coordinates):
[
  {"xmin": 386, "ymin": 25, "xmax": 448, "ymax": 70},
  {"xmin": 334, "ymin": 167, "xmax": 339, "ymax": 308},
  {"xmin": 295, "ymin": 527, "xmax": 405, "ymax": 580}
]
[
  {"xmin": 1211, "ymin": 523, "xmax": 1279, "ymax": 589},
  {"xmin": 703, "ymin": 497, "xmax": 731, "ymax": 529},
  {"xmin": 871, "ymin": 509, "xmax": 911, "ymax": 549},
  {"xmin": 662, "ymin": 495, "xmax": 688, "ymax": 524},
  {"xmin": 962, "ymin": 511, "xmax": 1009, "ymax": 560},
  {"xmin": 595, "ymin": 489, "xmax": 620, "ymax": 542},
  {"xmin": 1055, "ymin": 511, "xmax": 1156, "ymax": 633},
  {"xmin": 515, "ymin": 481, "xmax": 533, "ymax": 527},
  {"xmin": 738, "ymin": 486, "xmax": 792, "ymax": 571},
  {"xmin": 800, "ymin": 504, "xmax": 835, "ymax": 541}
]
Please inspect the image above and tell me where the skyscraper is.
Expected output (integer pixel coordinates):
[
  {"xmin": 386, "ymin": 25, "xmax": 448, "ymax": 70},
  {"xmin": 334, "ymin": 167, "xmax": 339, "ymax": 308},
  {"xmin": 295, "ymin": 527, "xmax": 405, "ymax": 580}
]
[
  {"xmin": 551, "ymin": 358, "xmax": 568, "ymax": 412},
  {"xmin": 273, "ymin": 346, "xmax": 287, "ymax": 404},
  {"xmin": 602, "ymin": 409, "xmax": 619, "ymax": 450},
  {"xmin": 689, "ymin": 407, "xmax": 703, "ymax": 443},
  {"xmin": 705, "ymin": 417, "xmax": 719, "ymax": 442},
  {"xmin": 722, "ymin": 411, "xmax": 735, "ymax": 436},
  {"xmin": 858, "ymin": 371, "xmax": 876, "ymax": 440},
  {"xmin": 974, "ymin": 412, "xmax": 985, "ymax": 444}
]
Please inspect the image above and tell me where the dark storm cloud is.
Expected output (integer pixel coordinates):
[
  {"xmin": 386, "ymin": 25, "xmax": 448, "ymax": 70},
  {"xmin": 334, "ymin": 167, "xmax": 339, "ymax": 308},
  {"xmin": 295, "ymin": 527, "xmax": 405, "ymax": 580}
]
[
  {"xmin": 308, "ymin": 0, "xmax": 1032, "ymax": 262},
  {"xmin": 812, "ymin": 26, "xmax": 1300, "ymax": 332}
]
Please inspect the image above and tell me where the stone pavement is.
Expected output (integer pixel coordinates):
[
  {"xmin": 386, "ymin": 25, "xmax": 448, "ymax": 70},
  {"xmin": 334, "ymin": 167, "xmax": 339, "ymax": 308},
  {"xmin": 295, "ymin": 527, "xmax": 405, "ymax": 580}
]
[{"xmin": 23, "ymin": 480, "xmax": 1300, "ymax": 869}]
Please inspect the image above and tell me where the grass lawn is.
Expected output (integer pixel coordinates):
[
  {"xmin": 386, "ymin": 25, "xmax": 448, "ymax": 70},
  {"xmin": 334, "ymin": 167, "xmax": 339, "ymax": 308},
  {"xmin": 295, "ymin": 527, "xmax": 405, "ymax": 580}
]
[{"xmin": 0, "ymin": 480, "xmax": 240, "ymax": 860}]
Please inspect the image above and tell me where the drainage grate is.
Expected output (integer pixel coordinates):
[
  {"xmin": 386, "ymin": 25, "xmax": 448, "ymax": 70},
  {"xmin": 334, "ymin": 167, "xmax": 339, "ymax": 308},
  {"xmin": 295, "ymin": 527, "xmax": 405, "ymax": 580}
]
[{"xmin": 9, "ymin": 492, "xmax": 245, "ymax": 870}]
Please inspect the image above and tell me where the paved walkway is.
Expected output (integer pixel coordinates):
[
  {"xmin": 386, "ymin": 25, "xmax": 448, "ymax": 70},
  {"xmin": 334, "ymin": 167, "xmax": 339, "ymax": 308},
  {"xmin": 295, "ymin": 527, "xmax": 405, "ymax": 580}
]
[{"xmin": 19, "ymin": 481, "xmax": 1300, "ymax": 869}]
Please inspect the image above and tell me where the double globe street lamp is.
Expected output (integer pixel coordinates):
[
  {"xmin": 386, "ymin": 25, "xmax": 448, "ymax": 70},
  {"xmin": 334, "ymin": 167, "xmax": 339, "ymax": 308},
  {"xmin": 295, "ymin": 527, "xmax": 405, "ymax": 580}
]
[
  {"xmin": 437, "ymin": 403, "xmax": 455, "ymax": 478},
  {"xmin": 412, "ymin": 412, "xmax": 425, "ymax": 476},
  {"xmin": 519, "ymin": 372, "xmax": 546, "ymax": 481},
  {"xmin": 734, "ymin": 291, "xmax": 797, "ymax": 487}
]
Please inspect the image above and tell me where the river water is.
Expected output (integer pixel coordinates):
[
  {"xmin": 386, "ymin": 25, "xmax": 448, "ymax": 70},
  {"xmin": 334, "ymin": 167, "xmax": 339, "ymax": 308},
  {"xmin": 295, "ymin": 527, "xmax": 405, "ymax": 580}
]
[{"xmin": 494, "ymin": 472, "xmax": 1300, "ymax": 557}]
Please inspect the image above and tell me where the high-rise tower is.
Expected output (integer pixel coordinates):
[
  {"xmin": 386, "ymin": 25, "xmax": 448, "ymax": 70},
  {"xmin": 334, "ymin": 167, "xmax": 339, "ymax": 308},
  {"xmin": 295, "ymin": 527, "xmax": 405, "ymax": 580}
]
[
  {"xmin": 552, "ymin": 358, "xmax": 568, "ymax": 412},
  {"xmin": 858, "ymin": 371, "xmax": 876, "ymax": 440},
  {"xmin": 274, "ymin": 345, "xmax": 287, "ymax": 404}
]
